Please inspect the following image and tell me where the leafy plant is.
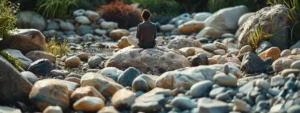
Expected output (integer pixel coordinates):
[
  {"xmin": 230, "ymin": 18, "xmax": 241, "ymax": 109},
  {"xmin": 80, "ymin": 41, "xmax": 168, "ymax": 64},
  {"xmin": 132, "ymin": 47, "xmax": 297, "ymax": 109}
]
[
  {"xmin": 267, "ymin": 0, "xmax": 300, "ymax": 45},
  {"xmin": 131, "ymin": 0, "xmax": 180, "ymax": 16},
  {"xmin": 98, "ymin": 1, "xmax": 142, "ymax": 29},
  {"xmin": 0, "ymin": 0, "xmax": 18, "ymax": 39},
  {"xmin": 36, "ymin": 0, "xmax": 77, "ymax": 19},
  {"xmin": 0, "ymin": 51, "xmax": 22, "ymax": 71},
  {"xmin": 249, "ymin": 26, "xmax": 273, "ymax": 50},
  {"xmin": 45, "ymin": 37, "xmax": 71, "ymax": 56}
]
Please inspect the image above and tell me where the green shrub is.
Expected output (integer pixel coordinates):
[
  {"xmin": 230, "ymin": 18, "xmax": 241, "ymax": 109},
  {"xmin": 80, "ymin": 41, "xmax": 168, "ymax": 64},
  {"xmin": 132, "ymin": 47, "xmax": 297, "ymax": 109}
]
[
  {"xmin": 131, "ymin": 0, "xmax": 180, "ymax": 16},
  {"xmin": 0, "ymin": 51, "xmax": 23, "ymax": 71},
  {"xmin": 207, "ymin": 0, "xmax": 267, "ymax": 13},
  {"xmin": 45, "ymin": 38, "xmax": 71, "ymax": 56},
  {"xmin": 37, "ymin": 0, "xmax": 77, "ymax": 19},
  {"xmin": 98, "ymin": 1, "xmax": 142, "ymax": 29},
  {"xmin": 0, "ymin": 0, "xmax": 18, "ymax": 39}
]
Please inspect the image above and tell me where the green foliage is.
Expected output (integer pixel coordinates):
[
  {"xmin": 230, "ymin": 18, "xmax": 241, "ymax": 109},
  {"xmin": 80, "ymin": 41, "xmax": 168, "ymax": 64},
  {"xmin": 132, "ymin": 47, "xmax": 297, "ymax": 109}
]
[
  {"xmin": 0, "ymin": 0, "xmax": 18, "ymax": 38},
  {"xmin": 249, "ymin": 26, "xmax": 273, "ymax": 50},
  {"xmin": 207, "ymin": 0, "xmax": 267, "ymax": 13},
  {"xmin": 130, "ymin": 0, "xmax": 180, "ymax": 16},
  {"xmin": 37, "ymin": 0, "xmax": 77, "ymax": 19},
  {"xmin": 45, "ymin": 38, "xmax": 71, "ymax": 56},
  {"xmin": 0, "ymin": 51, "xmax": 23, "ymax": 72},
  {"xmin": 76, "ymin": 0, "xmax": 105, "ymax": 10},
  {"xmin": 267, "ymin": 0, "xmax": 300, "ymax": 44}
]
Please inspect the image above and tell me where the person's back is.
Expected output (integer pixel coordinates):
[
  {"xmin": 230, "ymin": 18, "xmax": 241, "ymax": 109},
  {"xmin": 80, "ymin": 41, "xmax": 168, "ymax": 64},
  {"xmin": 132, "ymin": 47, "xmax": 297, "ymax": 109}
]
[
  {"xmin": 136, "ymin": 21, "xmax": 156, "ymax": 48},
  {"xmin": 127, "ymin": 9, "xmax": 162, "ymax": 49}
]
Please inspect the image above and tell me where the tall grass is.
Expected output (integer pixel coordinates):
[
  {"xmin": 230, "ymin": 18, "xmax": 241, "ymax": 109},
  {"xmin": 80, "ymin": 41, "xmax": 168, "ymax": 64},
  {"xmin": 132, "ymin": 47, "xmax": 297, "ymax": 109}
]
[
  {"xmin": 249, "ymin": 26, "xmax": 273, "ymax": 50},
  {"xmin": 267, "ymin": 0, "xmax": 300, "ymax": 45},
  {"xmin": 37, "ymin": 0, "xmax": 77, "ymax": 19},
  {"xmin": 45, "ymin": 38, "xmax": 71, "ymax": 56}
]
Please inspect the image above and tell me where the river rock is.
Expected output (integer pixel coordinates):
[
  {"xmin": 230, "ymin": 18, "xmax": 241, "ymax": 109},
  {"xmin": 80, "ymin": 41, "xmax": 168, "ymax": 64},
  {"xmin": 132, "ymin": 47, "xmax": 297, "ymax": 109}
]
[
  {"xmin": 111, "ymin": 89, "xmax": 136, "ymax": 109},
  {"xmin": 105, "ymin": 46, "xmax": 190, "ymax": 74},
  {"xmin": 46, "ymin": 21, "xmax": 60, "ymax": 31},
  {"xmin": 241, "ymin": 52, "xmax": 272, "ymax": 74},
  {"xmin": 178, "ymin": 20, "xmax": 205, "ymax": 34},
  {"xmin": 0, "ymin": 56, "xmax": 32, "ymax": 104},
  {"xmin": 77, "ymin": 25, "xmax": 92, "ymax": 36},
  {"xmin": 238, "ymin": 12, "xmax": 255, "ymax": 26},
  {"xmin": 73, "ymin": 96, "xmax": 105, "ymax": 112},
  {"xmin": 0, "ymin": 29, "xmax": 46, "ymax": 54},
  {"xmin": 25, "ymin": 50, "xmax": 56, "ymax": 63},
  {"xmin": 202, "ymin": 43, "xmax": 218, "ymax": 52},
  {"xmin": 193, "ymin": 12, "xmax": 212, "ymax": 21},
  {"xmin": 190, "ymin": 80, "xmax": 214, "ymax": 98},
  {"xmin": 43, "ymin": 106, "xmax": 63, "ymax": 113},
  {"xmin": 98, "ymin": 67, "xmax": 124, "ymax": 82},
  {"xmin": 156, "ymin": 64, "xmax": 241, "ymax": 90},
  {"xmin": 272, "ymin": 57, "xmax": 294, "ymax": 72},
  {"xmin": 65, "ymin": 56, "xmax": 81, "ymax": 67},
  {"xmin": 70, "ymin": 86, "xmax": 105, "ymax": 104},
  {"xmin": 21, "ymin": 71, "xmax": 39, "ymax": 84},
  {"xmin": 255, "ymin": 41, "xmax": 273, "ymax": 54},
  {"xmin": 75, "ymin": 16, "xmax": 91, "ymax": 24},
  {"xmin": 98, "ymin": 106, "xmax": 119, "ymax": 113},
  {"xmin": 237, "ymin": 5, "xmax": 289, "ymax": 50},
  {"xmin": 117, "ymin": 36, "xmax": 131, "ymax": 49},
  {"xmin": 29, "ymin": 79, "xmax": 69, "ymax": 111},
  {"xmin": 28, "ymin": 59, "xmax": 54, "ymax": 76},
  {"xmin": 233, "ymin": 99, "xmax": 251, "ymax": 112},
  {"xmin": 258, "ymin": 47, "xmax": 281, "ymax": 61},
  {"xmin": 117, "ymin": 67, "xmax": 141, "ymax": 87},
  {"xmin": 213, "ymin": 73, "xmax": 237, "ymax": 87},
  {"xmin": 109, "ymin": 29, "xmax": 130, "ymax": 40},
  {"xmin": 132, "ymin": 74, "xmax": 158, "ymax": 92},
  {"xmin": 167, "ymin": 36, "xmax": 201, "ymax": 49},
  {"xmin": 73, "ymin": 9, "xmax": 85, "ymax": 16},
  {"xmin": 88, "ymin": 56, "xmax": 102, "ymax": 68},
  {"xmin": 85, "ymin": 10, "xmax": 100, "ymax": 21},
  {"xmin": 196, "ymin": 27, "xmax": 222, "ymax": 39},
  {"xmin": 80, "ymin": 73, "xmax": 123, "ymax": 98},
  {"xmin": 160, "ymin": 24, "xmax": 175, "ymax": 32},
  {"xmin": 59, "ymin": 21, "xmax": 75, "ymax": 31},
  {"xmin": 189, "ymin": 53, "xmax": 209, "ymax": 66},
  {"xmin": 2, "ymin": 49, "xmax": 32, "ymax": 69},
  {"xmin": 171, "ymin": 96, "xmax": 196, "ymax": 110},
  {"xmin": 197, "ymin": 98, "xmax": 230, "ymax": 113},
  {"xmin": 205, "ymin": 5, "xmax": 248, "ymax": 33},
  {"xmin": 101, "ymin": 21, "xmax": 118, "ymax": 29},
  {"xmin": 0, "ymin": 106, "xmax": 21, "ymax": 113},
  {"xmin": 281, "ymin": 49, "xmax": 291, "ymax": 57},
  {"xmin": 291, "ymin": 60, "xmax": 300, "ymax": 69}
]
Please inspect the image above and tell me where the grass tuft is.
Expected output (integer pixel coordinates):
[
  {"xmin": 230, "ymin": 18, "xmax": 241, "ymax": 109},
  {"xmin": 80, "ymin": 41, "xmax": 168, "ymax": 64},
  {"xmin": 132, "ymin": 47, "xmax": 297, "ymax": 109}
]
[
  {"xmin": 37, "ymin": 0, "xmax": 77, "ymax": 19},
  {"xmin": 45, "ymin": 38, "xmax": 71, "ymax": 57},
  {"xmin": 0, "ymin": 51, "xmax": 23, "ymax": 71}
]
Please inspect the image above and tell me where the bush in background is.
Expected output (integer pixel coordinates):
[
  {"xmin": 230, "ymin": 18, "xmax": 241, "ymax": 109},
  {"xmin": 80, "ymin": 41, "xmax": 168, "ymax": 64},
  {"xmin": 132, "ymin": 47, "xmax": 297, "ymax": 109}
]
[
  {"xmin": 130, "ymin": 0, "xmax": 180, "ymax": 16},
  {"xmin": 98, "ymin": 1, "xmax": 142, "ymax": 29},
  {"xmin": 0, "ymin": 0, "xmax": 18, "ymax": 39}
]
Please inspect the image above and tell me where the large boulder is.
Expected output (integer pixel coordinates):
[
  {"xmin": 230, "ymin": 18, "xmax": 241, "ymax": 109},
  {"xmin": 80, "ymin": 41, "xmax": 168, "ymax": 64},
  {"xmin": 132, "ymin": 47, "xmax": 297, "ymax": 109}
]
[
  {"xmin": 237, "ymin": 5, "xmax": 289, "ymax": 50},
  {"xmin": 167, "ymin": 36, "xmax": 201, "ymax": 49},
  {"xmin": 2, "ymin": 49, "xmax": 33, "ymax": 69},
  {"xmin": 0, "ymin": 56, "xmax": 32, "ymax": 105},
  {"xmin": 105, "ymin": 47, "xmax": 191, "ymax": 74},
  {"xmin": 29, "ymin": 79, "xmax": 69, "ymax": 111},
  {"xmin": 0, "ymin": 29, "xmax": 46, "ymax": 54},
  {"xmin": 155, "ymin": 64, "xmax": 241, "ymax": 90},
  {"xmin": 205, "ymin": 5, "xmax": 248, "ymax": 33}
]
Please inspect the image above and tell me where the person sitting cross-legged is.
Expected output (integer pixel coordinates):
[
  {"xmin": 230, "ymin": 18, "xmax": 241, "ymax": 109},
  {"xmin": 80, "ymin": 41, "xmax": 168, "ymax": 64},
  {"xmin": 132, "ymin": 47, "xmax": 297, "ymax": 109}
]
[{"xmin": 127, "ymin": 9, "xmax": 163, "ymax": 49}]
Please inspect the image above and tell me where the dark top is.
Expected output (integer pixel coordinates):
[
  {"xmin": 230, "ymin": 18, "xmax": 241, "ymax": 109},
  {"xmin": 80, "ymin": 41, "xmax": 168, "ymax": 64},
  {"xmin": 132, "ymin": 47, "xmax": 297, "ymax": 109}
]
[{"xmin": 136, "ymin": 21, "xmax": 157, "ymax": 49}]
